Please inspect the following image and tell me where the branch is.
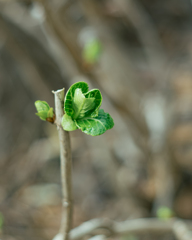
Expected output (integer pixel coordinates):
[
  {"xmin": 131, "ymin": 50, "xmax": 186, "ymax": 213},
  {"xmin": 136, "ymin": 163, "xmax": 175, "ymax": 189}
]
[
  {"xmin": 53, "ymin": 89, "xmax": 73, "ymax": 240},
  {"xmin": 70, "ymin": 219, "xmax": 113, "ymax": 240},
  {"xmin": 52, "ymin": 218, "xmax": 192, "ymax": 240}
]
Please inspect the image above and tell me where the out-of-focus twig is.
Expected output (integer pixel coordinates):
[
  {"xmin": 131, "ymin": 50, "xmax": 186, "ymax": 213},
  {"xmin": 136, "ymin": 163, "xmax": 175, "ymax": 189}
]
[
  {"xmin": 113, "ymin": 0, "xmax": 166, "ymax": 81},
  {"xmin": 173, "ymin": 220, "xmax": 192, "ymax": 240},
  {"xmin": 109, "ymin": 0, "xmax": 173, "ymax": 211},
  {"xmin": 53, "ymin": 218, "xmax": 192, "ymax": 240},
  {"xmin": 114, "ymin": 218, "xmax": 174, "ymax": 235},
  {"xmin": 35, "ymin": 0, "xmax": 84, "ymax": 73},
  {"xmin": 87, "ymin": 235, "xmax": 107, "ymax": 240},
  {"xmin": 53, "ymin": 218, "xmax": 113, "ymax": 240},
  {"xmin": 0, "ymin": 13, "xmax": 54, "ymax": 101},
  {"xmin": 70, "ymin": 219, "xmax": 113, "ymax": 240}
]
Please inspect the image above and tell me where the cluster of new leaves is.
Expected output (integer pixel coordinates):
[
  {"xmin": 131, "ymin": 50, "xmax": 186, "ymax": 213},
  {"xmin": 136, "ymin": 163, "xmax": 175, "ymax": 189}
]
[
  {"xmin": 35, "ymin": 101, "xmax": 54, "ymax": 121},
  {"xmin": 35, "ymin": 82, "xmax": 114, "ymax": 136},
  {"xmin": 62, "ymin": 82, "xmax": 114, "ymax": 136}
]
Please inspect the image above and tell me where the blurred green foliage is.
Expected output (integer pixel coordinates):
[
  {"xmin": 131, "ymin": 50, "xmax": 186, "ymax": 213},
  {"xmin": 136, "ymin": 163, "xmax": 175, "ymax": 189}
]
[
  {"xmin": 82, "ymin": 39, "xmax": 102, "ymax": 64},
  {"xmin": 157, "ymin": 206, "xmax": 174, "ymax": 220},
  {"xmin": 121, "ymin": 235, "xmax": 138, "ymax": 240},
  {"xmin": 0, "ymin": 212, "xmax": 4, "ymax": 230}
]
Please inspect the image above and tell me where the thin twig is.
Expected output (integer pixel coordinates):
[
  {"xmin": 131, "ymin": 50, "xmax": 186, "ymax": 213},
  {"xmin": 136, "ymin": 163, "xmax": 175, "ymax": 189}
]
[
  {"xmin": 35, "ymin": 0, "xmax": 83, "ymax": 73},
  {"xmin": 53, "ymin": 88, "xmax": 73, "ymax": 240},
  {"xmin": 87, "ymin": 235, "xmax": 107, "ymax": 240}
]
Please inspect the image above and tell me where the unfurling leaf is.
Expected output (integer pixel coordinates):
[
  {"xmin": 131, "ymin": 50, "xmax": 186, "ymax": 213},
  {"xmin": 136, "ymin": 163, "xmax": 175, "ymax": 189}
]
[
  {"xmin": 73, "ymin": 88, "xmax": 95, "ymax": 119},
  {"xmin": 64, "ymin": 82, "xmax": 102, "ymax": 118},
  {"xmin": 64, "ymin": 82, "xmax": 89, "ymax": 117},
  {"xmin": 35, "ymin": 101, "xmax": 50, "ymax": 112}
]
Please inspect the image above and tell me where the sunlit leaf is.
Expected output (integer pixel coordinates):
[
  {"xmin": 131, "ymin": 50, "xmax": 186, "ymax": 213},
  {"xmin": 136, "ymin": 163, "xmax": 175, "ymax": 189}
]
[
  {"xmin": 72, "ymin": 88, "xmax": 96, "ymax": 119},
  {"xmin": 64, "ymin": 82, "xmax": 89, "ymax": 117},
  {"xmin": 64, "ymin": 83, "xmax": 102, "ymax": 120}
]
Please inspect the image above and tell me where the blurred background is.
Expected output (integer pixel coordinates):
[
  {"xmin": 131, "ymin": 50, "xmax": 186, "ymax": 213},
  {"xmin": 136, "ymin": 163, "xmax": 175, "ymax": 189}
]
[{"xmin": 0, "ymin": 0, "xmax": 192, "ymax": 239}]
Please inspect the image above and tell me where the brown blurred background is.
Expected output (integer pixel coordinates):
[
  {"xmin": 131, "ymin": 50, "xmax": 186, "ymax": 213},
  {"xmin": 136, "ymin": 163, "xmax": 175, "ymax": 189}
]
[{"xmin": 0, "ymin": 0, "xmax": 192, "ymax": 239}]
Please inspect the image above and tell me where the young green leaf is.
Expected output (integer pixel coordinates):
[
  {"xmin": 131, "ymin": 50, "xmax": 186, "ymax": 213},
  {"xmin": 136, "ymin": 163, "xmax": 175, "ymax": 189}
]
[
  {"xmin": 47, "ymin": 108, "xmax": 54, "ymax": 118},
  {"xmin": 35, "ymin": 100, "xmax": 54, "ymax": 121},
  {"xmin": 35, "ymin": 111, "xmax": 49, "ymax": 121},
  {"xmin": 62, "ymin": 114, "xmax": 78, "ymax": 131},
  {"xmin": 64, "ymin": 82, "xmax": 89, "ymax": 117},
  {"xmin": 35, "ymin": 101, "xmax": 50, "ymax": 112},
  {"xmin": 75, "ymin": 109, "xmax": 114, "ymax": 136}
]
